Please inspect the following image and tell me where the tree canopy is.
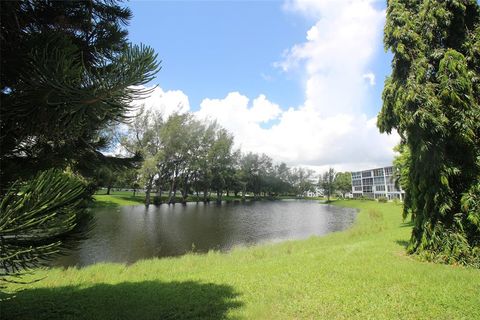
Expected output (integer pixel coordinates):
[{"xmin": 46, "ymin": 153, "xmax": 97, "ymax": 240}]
[
  {"xmin": 117, "ymin": 110, "xmax": 322, "ymax": 204},
  {"xmin": 379, "ymin": 0, "xmax": 480, "ymax": 266},
  {"xmin": 319, "ymin": 168, "xmax": 336, "ymax": 202},
  {"xmin": 0, "ymin": 0, "xmax": 160, "ymax": 281},
  {"xmin": 0, "ymin": 0, "xmax": 159, "ymax": 188}
]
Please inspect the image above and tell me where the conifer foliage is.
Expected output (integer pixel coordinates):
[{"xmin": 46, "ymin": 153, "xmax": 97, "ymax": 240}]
[
  {"xmin": 0, "ymin": 170, "xmax": 91, "ymax": 281},
  {"xmin": 0, "ymin": 0, "xmax": 159, "ymax": 282},
  {"xmin": 379, "ymin": 0, "xmax": 480, "ymax": 266},
  {"xmin": 0, "ymin": 0, "xmax": 159, "ymax": 187}
]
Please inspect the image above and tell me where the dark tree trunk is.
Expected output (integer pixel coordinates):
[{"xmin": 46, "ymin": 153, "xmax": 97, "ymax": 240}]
[
  {"xmin": 155, "ymin": 181, "xmax": 163, "ymax": 205},
  {"xmin": 203, "ymin": 186, "xmax": 209, "ymax": 203},
  {"xmin": 106, "ymin": 185, "xmax": 111, "ymax": 195},
  {"xmin": 181, "ymin": 175, "xmax": 189, "ymax": 204},
  {"xmin": 145, "ymin": 176, "xmax": 154, "ymax": 206},
  {"xmin": 168, "ymin": 169, "xmax": 178, "ymax": 204}
]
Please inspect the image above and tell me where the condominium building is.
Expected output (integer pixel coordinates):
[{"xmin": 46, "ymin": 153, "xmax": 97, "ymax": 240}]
[{"xmin": 351, "ymin": 166, "xmax": 404, "ymax": 200}]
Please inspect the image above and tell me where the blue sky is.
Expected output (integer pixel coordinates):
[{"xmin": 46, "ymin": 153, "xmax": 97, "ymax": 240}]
[
  {"xmin": 126, "ymin": 0, "xmax": 399, "ymax": 171},
  {"xmin": 127, "ymin": 1, "xmax": 307, "ymax": 111}
]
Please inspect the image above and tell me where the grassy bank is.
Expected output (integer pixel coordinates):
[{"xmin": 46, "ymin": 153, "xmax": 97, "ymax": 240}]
[
  {"xmin": 2, "ymin": 201, "xmax": 479, "ymax": 319},
  {"xmin": 93, "ymin": 190, "xmax": 325, "ymax": 207}
]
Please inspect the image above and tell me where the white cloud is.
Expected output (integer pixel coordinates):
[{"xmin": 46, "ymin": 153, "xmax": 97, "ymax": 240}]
[
  {"xmin": 130, "ymin": 86, "xmax": 190, "ymax": 118},
  {"xmin": 363, "ymin": 72, "xmax": 376, "ymax": 86},
  {"xmin": 196, "ymin": 92, "xmax": 397, "ymax": 171},
  {"xmin": 129, "ymin": 0, "xmax": 399, "ymax": 172},
  {"xmin": 196, "ymin": 0, "xmax": 398, "ymax": 171},
  {"xmin": 260, "ymin": 73, "xmax": 274, "ymax": 82}
]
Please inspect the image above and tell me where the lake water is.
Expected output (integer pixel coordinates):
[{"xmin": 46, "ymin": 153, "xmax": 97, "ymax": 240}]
[{"xmin": 53, "ymin": 200, "xmax": 357, "ymax": 267}]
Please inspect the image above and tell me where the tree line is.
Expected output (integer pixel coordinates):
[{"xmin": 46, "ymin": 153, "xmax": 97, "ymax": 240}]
[{"xmin": 97, "ymin": 108, "xmax": 353, "ymax": 205}]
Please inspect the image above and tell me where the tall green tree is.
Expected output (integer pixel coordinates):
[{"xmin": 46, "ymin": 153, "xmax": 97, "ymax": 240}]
[
  {"xmin": 0, "ymin": 0, "xmax": 159, "ymax": 280},
  {"xmin": 334, "ymin": 172, "xmax": 352, "ymax": 198},
  {"xmin": 320, "ymin": 168, "xmax": 336, "ymax": 202},
  {"xmin": 121, "ymin": 107, "xmax": 164, "ymax": 205},
  {"xmin": 209, "ymin": 128, "xmax": 235, "ymax": 203},
  {"xmin": 379, "ymin": 0, "xmax": 480, "ymax": 266},
  {"xmin": 0, "ymin": 0, "xmax": 159, "ymax": 188}
]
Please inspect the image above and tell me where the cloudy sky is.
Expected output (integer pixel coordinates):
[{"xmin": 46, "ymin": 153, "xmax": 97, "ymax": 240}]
[{"xmin": 127, "ymin": 0, "xmax": 399, "ymax": 172}]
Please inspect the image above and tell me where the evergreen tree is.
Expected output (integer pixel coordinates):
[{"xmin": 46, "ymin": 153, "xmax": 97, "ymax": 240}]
[
  {"xmin": 320, "ymin": 168, "xmax": 336, "ymax": 202},
  {"xmin": 0, "ymin": 0, "xmax": 159, "ymax": 188},
  {"xmin": 379, "ymin": 0, "xmax": 480, "ymax": 266},
  {"xmin": 0, "ymin": 0, "xmax": 160, "ymax": 281}
]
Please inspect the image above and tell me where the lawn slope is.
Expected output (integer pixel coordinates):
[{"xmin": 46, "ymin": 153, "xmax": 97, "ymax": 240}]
[{"xmin": 2, "ymin": 201, "xmax": 479, "ymax": 319}]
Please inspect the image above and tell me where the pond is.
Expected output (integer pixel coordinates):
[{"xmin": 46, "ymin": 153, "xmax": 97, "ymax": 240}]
[{"xmin": 53, "ymin": 200, "xmax": 357, "ymax": 267}]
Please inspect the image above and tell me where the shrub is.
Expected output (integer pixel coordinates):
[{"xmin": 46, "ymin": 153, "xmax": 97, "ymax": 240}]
[{"xmin": 377, "ymin": 197, "xmax": 388, "ymax": 203}]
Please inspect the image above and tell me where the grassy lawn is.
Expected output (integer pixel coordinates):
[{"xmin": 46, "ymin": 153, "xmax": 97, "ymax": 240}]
[
  {"xmin": 2, "ymin": 201, "xmax": 479, "ymax": 319},
  {"xmin": 94, "ymin": 191, "xmax": 145, "ymax": 207}
]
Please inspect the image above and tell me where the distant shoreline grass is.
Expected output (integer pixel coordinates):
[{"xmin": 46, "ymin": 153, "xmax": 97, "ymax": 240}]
[
  {"xmin": 93, "ymin": 190, "xmax": 328, "ymax": 207},
  {"xmin": 2, "ymin": 200, "xmax": 479, "ymax": 319}
]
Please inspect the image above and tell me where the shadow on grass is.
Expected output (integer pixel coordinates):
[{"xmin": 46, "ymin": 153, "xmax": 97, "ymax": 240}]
[
  {"xmin": 400, "ymin": 221, "xmax": 414, "ymax": 228},
  {"xmin": 395, "ymin": 240, "xmax": 410, "ymax": 248},
  {"xmin": 117, "ymin": 195, "xmax": 145, "ymax": 203},
  {"xmin": 2, "ymin": 280, "xmax": 242, "ymax": 320}
]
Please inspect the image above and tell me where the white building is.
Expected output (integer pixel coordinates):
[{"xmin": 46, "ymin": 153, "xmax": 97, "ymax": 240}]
[
  {"xmin": 351, "ymin": 166, "xmax": 404, "ymax": 200},
  {"xmin": 305, "ymin": 187, "xmax": 324, "ymax": 198}
]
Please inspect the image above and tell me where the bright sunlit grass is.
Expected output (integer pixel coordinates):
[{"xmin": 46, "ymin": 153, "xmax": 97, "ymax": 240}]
[{"xmin": 3, "ymin": 201, "xmax": 479, "ymax": 319}]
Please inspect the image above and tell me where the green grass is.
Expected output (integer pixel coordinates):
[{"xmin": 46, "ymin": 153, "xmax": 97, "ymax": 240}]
[
  {"xmin": 94, "ymin": 192, "xmax": 145, "ymax": 207},
  {"xmin": 2, "ymin": 201, "xmax": 479, "ymax": 319}
]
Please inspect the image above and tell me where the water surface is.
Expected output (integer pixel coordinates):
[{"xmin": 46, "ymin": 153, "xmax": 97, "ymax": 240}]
[{"xmin": 54, "ymin": 200, "xmax": 356, "ymax": 267}]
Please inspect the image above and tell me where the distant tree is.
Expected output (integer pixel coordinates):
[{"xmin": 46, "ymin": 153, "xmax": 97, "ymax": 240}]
[
  {"xmin": 320, "ymin": 168, "xmax": 336, "ymax": 202},
  {"xmin": 334, "ymin": 172, "xmax": 352, "ymax": 198},
  {"xmin": 378, "ymin": 0, "xmax": 480, "ymax": 266},
  {"xmin": 121, "ymin": 108, "xmax": 164, "ymax": 206},
  {"xmin": 160, "ymin": 113, "xmax": 197, "ymax": 204},
  {"xmin": 290, "ymin": 168, "xmax": 315, "ymax": 197},
  {"xmin": 94, "ymin": 166, "xmax": 118, "ymax": 195},
  {"xmin": 209, "ymin": 128, "xmax": 235, "ymax": 203},
  {"xmin": 116, "ymin": 168, "xmax": 140, "ymax": 196}
]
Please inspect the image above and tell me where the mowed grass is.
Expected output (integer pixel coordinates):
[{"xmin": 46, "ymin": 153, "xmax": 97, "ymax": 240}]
[
  {"xmin": 2, "ymin": 201, "xmax": 479, "ymax": 319},
  {"xmin": 94, "ymin": 191, "xmax": 145, "ymax": 207}
]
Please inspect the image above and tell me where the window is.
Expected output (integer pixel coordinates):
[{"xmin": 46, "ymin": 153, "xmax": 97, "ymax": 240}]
[
  {"xmin": 351, "ymin": 172, "xmax": 361, "ymax": 180},
  {"xmin": 373, "ymin": 168, "xmax": 384, "ymax": 177},
  {"xmin": 376, "ymin": 185, "xmax": 385, "ymax": 191},
  {"xmin": 354, "ymin": 186, "xmax": 362, "ymax": 191},
  {"xmin": 384, "ymin": 167, "xmax": 393, "ymax": 176},
  {"xmin": 387, "ymin": 184, "xmax": 399, "ymax": 192},
  {"xmin": 374, "ymin": 193, "xmax": 386, "ymax": 199},
  {"xmin": 362, "ymin": 171, "xmax": 372, "ymax": 178},
  {"xmin": 353, "ymin": 180, "xmax": 362, "ymax": 186},
  {"xmin": 362, "ymin": 178, "xmax": 373, "ymax": 186},
  {"xmin": 374, "ymin": 177, "xmax": 385, "ymax": 185},
  {"xmin": 363, "ymin": 185, "xmax": 373, "ymax": 193}
]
